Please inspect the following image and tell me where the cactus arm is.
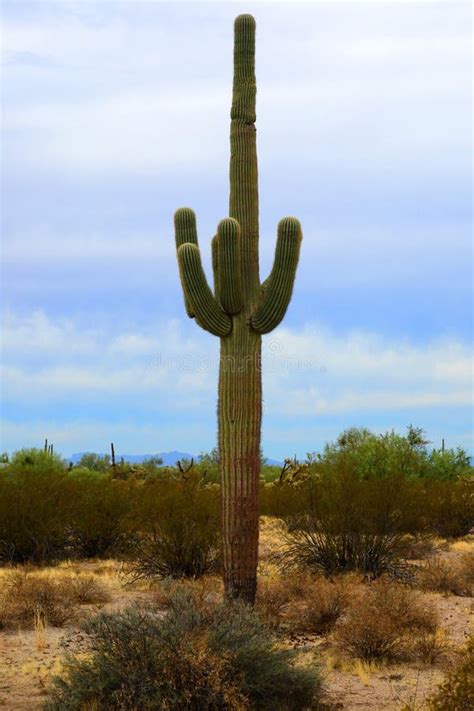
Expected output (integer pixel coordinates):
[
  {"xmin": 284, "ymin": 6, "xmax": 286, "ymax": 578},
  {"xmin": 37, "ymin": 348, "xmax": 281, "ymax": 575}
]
[
  {"xmin": 177, "ymin": 243, "xmax": 232, "ymax": 336},
  {"xmin": 250, "ymin": 217, "xmax": 302, "ymax": 334},
  {"xmin": 217, "ymin": 218, "xmax": 244, "ymax": 314},
  {"xmin": 174, "ymin": 208, "xmax": 200, "ymax": 317},
  {"xmin": 211, "ymin": 234, "xmax": 220, "ymax": 299}
]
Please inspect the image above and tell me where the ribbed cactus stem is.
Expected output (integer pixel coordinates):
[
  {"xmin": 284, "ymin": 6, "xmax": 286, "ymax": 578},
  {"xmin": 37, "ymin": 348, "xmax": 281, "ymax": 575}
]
[
  {"xmin": 173, "ymin": 14, "xmax": 302, "ymax": 604},
  {"xmin": 177, "ymin": 243, "xmax": 231, "ymax": 336},
  {"xmin": 251, "ymin": 217, "xmax": 302, "ymax": 334},
  {"xmin": 217, "ymin": 218, "xmax": 243, "ymax": 314},
  {"xmin": 211, "ymin": 234, "xmax": 219, "ymax": 298},
  {"xmin": 174, "ymin": 208, "xmax": 199, "ymax": 318}
]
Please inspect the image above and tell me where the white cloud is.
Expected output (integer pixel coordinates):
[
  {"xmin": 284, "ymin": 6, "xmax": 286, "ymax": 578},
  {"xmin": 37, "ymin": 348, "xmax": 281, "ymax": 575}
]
[
  {"xmin": 2, "ymin": 311, "xmax": 471, "ymax": 413},
  {"xmin": 3, "ymin": 3, "xmax": 470, "ymax": 178}
]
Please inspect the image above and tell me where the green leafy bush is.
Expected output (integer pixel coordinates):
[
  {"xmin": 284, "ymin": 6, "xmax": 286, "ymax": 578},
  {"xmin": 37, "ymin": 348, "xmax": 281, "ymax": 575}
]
[
  {"xmin": 0, "ymin": 454, "xmax": 76, "ymax": 563},
  {"xmin": 426, "ymin": 478, "xmax": 473, "ymax": 538},
  {"xmin": 67, "ymin": 472, "xmax": 134, "ymax": 558},
  {"xmin": 45, "ymin": 588, "xmax": 323, "ymax": 710},
  {"xmin": 277, "ymin": 454, "xmax": 424, "ymax": 577},
  {"xmin": 124, "ymin": 470, "xmax": 221, "ymax": 580}
]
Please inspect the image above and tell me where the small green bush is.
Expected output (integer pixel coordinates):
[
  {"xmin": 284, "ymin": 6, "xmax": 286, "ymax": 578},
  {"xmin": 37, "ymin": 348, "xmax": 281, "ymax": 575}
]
[
  {"xmin": 124, "ymin": 471, "xmax": 221, "ymax": 580},
  {"xmin": 426, "ymin": 478, "xmax": 473, "ymax": 538},
  {"xmin": 67, "ymin": 473, "xmax": 134, "ymax": 558},
  {"xmin": 45, "ymin": 588, "xmax": 323, "ymax": 710},
  {"xmin": 277, "ymin": 455, "xmax": 424, "ymax": 577},
  {"xmin": 0, "ymin": 456, "xmax": 75, "ymax": 563}
]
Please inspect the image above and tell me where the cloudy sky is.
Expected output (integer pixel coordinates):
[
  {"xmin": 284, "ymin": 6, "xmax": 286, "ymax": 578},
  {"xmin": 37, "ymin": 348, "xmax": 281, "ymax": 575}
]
[{"xmin": 1, "ymin": 0, "xmax": 472, "ymax": 459}]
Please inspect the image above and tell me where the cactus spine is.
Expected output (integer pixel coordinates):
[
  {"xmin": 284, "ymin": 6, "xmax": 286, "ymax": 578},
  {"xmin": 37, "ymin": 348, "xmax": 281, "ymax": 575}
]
[{"xmin": 174, "ymin": 14, "xmax": 302, "ymax": 603}]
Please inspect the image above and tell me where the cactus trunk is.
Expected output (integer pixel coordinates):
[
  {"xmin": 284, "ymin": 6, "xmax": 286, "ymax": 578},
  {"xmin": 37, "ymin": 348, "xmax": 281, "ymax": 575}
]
[
  {"xmin": 173, "ymin": 14, "xmax": 302, "ymax": 604},
  {"xmin": 219, "ymin": 16, "xmax": 261, "ymax": 602},
  {"xmin": 219, "ymin": 321, "xmax": 261, "ymax": 601}
]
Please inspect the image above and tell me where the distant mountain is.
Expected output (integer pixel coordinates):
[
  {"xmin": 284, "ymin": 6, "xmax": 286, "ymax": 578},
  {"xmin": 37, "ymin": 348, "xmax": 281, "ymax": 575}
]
[
  {"xmin": 265, "ymin": 458, "xmax": 283, "ymax": 466},
  {"xmin": 69, "ymin": 451, "xmax": 283, "ymax": 467}
]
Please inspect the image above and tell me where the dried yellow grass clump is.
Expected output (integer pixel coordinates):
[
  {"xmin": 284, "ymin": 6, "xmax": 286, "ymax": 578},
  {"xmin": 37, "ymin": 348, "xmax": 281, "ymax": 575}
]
[
  {"xmin": 334, "ymin": 577, "xmax": 441, "ymax": 662},
  {"xmin": 418, "ymin": 554, "xmax": 474, "ymax": 597},
  {"xmin": 0, "ymin": 570, "xmax": 110, "ymax": 629}
]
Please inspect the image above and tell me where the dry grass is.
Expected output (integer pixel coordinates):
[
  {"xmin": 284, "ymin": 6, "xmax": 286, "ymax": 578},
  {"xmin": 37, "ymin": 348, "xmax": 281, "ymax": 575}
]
[
  {"xmin": 417, "ymin": 554, "xmax": 474, "ymax": 597},
  {"xmin": 256, "ymin": 572, "xmax": 355, "ymax": 634},
  {"xmin": 398, "ymin": 535, "xmax": 442, "ymax": 561},
  {"xmin": 412, "ymin": 630, "xmax": 448, "ymax": 665},
  {"xmin": 426, "ymin": 634, "xmax": 474, "ymax": 710},
  {"xmin": 333, "ymin": 577, "xmax": 440, "ymax": 662},
  {"xmin": 0, "ymin": 570, "xmax": 111, "ymax": 630},
  {"xmin": 287, "ymin": 576, "xmax": 351, "ymax": 634},
  {"xmin": 449, "ymin": 537, "xmax": 474, "ymax": 553},
  {"xmin": 255, "ymin": 575, "xmax": 293, "ymax": 628}
]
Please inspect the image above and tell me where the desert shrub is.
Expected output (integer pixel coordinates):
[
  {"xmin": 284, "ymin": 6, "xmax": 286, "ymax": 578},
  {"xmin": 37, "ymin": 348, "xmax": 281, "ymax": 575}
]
[
  {"xmin": 260, "ymin": 480, "xmax": 311, "ymax": 519},
  {"xmin": 45, "ymin": 588, "xmax": 323, "ymax": 710},
  {"xmin": 418, "ymin": 554, "xmax": 474, "ymax": 597},
  {"xmin": 287, "ymin": 577, "xmax": 350, "ymax": 634},
  {"xmin": 75, "ymin": 453, "xmax": 111, "ymax": 472},
  {"xmin": 427, "ymin": 478, "xmax": 473, "ymax": 538},
  {"xmin": 426, "ymin": 447, "xmax": 473, "ymax": 481},
  {"xmin": 278, "ymin": 460, "xmax": 424, "ymax": 577},
  {"xmin": 255, "ymin": 577, "xmax": 294, "ymax": 628},
  {"xmin": 256, "ymin": 574, "xmax": 350, "ymax": 634},
  {"xmin": 64, "ymin": 574, "xmax": 111, "ymax": 605},
  {"xmin": 324, "ymin": 426, "xmax": 472, "ymax": 481},
  {"xmin": 0, "ymin": 457, "xmax": 135, "ymax": 563},
  {"xmin": 334, "ymin": 577, "xmax": 438, "ymax": 662},
  {"xmin": 0, "ymin": 570, "xmax": 110, "ymax": 629},
  {"xmin": 153, "ymin": 576, "xmax": 223, "ymax": 614},
  {"xmin": 397, "ymin": 534, "xmax": 439, "ymax": 560},
  {"xmin": 0, "ymin": 460, "xmax": 76, "ymax": 563},
  {"xmin": 124, "ymin": 471, "xmax": 221, "ymax": 580},
  {"xmin": 427, "ymin": 635, "xmax": 474, "ymax": 710},
  {"xmin": 8, "ymin": 448, "xmax": 67, "ymax": 472},
  {"xmin": 273, "ymin": 441, "xmax": 436, "ymax": 578},
  {"xmin": 67, "ymin": 473, "xmax": 134, "ymax": 558},
  {"xmin": 279, "ymin": 521, "xmax": 412, "ymax": 579},
  {"xmin": 411, "ymin": 630, "xmax": 448, "ymax": 665}
]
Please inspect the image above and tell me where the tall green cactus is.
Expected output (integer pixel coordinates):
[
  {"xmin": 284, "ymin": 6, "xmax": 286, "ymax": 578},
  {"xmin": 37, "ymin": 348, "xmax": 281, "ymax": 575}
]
[{"xmin": 174, "ymin": 14, "xmax": 302, "ymax": 603}]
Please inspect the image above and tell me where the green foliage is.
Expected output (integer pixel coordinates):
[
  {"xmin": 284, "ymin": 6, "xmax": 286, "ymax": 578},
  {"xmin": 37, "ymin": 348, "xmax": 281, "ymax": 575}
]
[
  {"xmin": 124, "ymin": 471, "xmax": 220, "ymax": 580},
  {"xmin": 427, "ymin": 447, "xmax": 472, "ymax": 480},
  {"xmin": 76, "ymin": 452, "xmax": 111, "ymax": 472},
  {"xmin": 9, "ymin": 447, "xmax": 66, "ymax": 473},
  {"xmin": 68, "ymin": 472, "xmax": 135, "ymax": 558},
  {"xmin": 0, "ymin": 456, "xmax": 75, "ymax": 563},
  {"xmin": 1, "ymin": 428, "xmax": 470, "ymax": 570},
  {"xmin": 276, "ymin": 451, "xmax": 427, "ymax": 576},
  {"xmin": 426, "ymin": 477, "xmax": 473, "ymax": 538},
  {"xmin": 45, "ymin": 589, "xmax": 322, "ymax": 710},
  {"xmin": 325, "ymin": 426, "xmax": 472, "ymax": 481}
]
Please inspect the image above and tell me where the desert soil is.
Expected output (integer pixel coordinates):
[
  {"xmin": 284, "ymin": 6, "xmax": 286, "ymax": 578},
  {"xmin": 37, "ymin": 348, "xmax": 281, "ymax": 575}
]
[{"xmin": 0, "ymin": 527, "xmax": 472, "ymax": 711}]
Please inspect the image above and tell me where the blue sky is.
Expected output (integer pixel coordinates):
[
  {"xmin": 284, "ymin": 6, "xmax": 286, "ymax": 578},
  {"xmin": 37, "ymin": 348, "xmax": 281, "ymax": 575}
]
[{"xmin": 1, "ymin": 0, "xmax": 472, "ymax": 458}]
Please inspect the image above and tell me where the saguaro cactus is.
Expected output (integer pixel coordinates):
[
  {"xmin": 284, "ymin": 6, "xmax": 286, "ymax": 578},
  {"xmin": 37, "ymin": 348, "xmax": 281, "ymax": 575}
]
[{"xmin": 174, "ymin": 14, "xmax": 302, "ymax": 603}]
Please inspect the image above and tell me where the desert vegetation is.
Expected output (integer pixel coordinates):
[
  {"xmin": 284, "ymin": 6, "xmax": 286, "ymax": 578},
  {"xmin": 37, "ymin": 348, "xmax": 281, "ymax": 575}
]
[{"xmin": 0, "ymin": 426, "xmax": 472, "ymax": 709}]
